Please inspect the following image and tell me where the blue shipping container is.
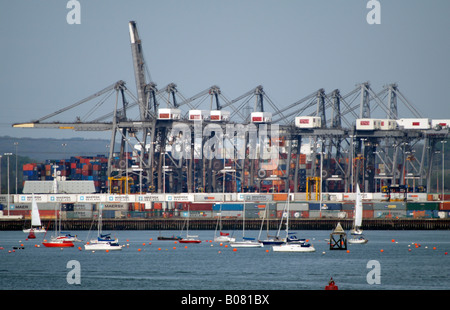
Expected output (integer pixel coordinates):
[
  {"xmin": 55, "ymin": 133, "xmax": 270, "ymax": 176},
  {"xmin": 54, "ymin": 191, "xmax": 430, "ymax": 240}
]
[
  {"xmin": 213, "ymin": 203, "xmax": 244, "ymax": 211},
  {"xmin": 308, "ymin": 203, "xmax": 342, "ymax": 210}
]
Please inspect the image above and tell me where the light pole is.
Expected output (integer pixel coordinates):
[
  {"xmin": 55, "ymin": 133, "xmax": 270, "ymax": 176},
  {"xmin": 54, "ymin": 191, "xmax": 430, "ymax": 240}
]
[
  {"xmin": 4, "ymin": 153, "xmax": 12, "ymax": 216},
  {"xmin": 441, "ymin": 140, "xmax": 447, "ymax": 200},
  {"xmin": 0, "ymin": 155, "xmax": 2, "ymax": 194},
  {"xmin": 62, "ymin": 143, "xmax": 67, "ymax": 176},
  {"xmin": 14, "ymin": 142, "xmax": 18, "ymax": 194}
]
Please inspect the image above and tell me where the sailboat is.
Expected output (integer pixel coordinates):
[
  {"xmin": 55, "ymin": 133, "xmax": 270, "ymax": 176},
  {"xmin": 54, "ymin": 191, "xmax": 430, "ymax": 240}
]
[
  {"xmin": 272, "ymin": 193, "xmax": 315, "ymax": 252},
  {"xmin": 214, "ymin": 203, "xmax": 235, "ymax": 243},
  {"xmin": 42, "ymin": 203, "xmax": 75, "ymax": 248},
  {"xmin": 23, "ymin": 194, "xmax": 46, "ymax": 238},
  {"xmin": 43, "ymin": 170, "xmax": 80, "ymax": 247},
  {"xmin": 179, "ymin": 205, "xmax": 201, "ymax": 244},
  {"xmin": 258, "ymin": 203, "xmax": 284, "ymax": 245},
  {"xmin": 348, "ymin": 184, "xmax": 368, "ymax": 244},
  {"xmin": 230, "ymin": 199, "xmax": 263, "ymax": 248},
  {"xmin": 85, "ymin": 204, "xmax": 122, "ymax": 251}
]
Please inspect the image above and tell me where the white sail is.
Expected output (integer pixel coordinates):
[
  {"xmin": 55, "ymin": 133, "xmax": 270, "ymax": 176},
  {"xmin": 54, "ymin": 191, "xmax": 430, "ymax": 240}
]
[
  {"xmin": 354, "ymin": 184, "xmax": 363, "ymax": 228},
  {"xmin": 31, "ymin": 194, "xmax": 42, "ymax": 227}
]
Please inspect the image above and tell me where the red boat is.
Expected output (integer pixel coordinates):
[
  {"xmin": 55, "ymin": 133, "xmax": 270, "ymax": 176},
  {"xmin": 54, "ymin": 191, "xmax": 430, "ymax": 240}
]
[
  {"xmin": 42, "ymin": 238, "xmax": 74, "ymax": 248},
  {"xmin": 179, "ymin": 236, "xmax": 202, "ymax": 244}
]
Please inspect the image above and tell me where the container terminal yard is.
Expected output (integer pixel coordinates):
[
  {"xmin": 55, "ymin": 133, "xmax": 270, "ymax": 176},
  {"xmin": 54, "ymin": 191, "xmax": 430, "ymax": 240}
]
[{"xmin": 3, "ymin": 21, "xmax": 449, "ymax": 230}]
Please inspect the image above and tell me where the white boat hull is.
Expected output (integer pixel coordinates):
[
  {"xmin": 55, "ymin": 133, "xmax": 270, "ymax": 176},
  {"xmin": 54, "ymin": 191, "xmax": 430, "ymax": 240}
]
[
  {"xmin": 230, "ymin": 241, "xmax": 263, "ymax": 248},
  {"xmin": 272, "ymin": 243, "xmax": 316, "ymax": 252},
  {"xmin": 84, "ymin": 241, "xmax": 122, "ymax": 251},
  {"xmin": 214, "ymin": 236, "xmax": 236, "ymax": 243},
  {"xmin": 348, "ymin": 238, "xmax": 368, "ymax": 244},
  {"xmin": 350, "ymin": 229, "xmax": 363, "ymax": 235},
  {"xmin": 23, "ymin": 228, "xmax": 47, "ymax": 233}
]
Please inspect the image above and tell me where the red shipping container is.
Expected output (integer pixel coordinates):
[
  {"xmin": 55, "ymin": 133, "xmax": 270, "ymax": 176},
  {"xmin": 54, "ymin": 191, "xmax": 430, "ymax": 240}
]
[
  {"xmin": 440, "ymin": 202, "xmax": 450, "ymax": 210},
  {"xmin": 187, "ymin": 203, "xmax": 214, "ymax": 211}
]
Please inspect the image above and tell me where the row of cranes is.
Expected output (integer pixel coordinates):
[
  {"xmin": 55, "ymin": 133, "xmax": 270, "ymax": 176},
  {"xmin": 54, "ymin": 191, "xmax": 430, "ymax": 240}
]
[{"xmin": 13, "ymin": 21, "xmax": 449, "ymax": 196}]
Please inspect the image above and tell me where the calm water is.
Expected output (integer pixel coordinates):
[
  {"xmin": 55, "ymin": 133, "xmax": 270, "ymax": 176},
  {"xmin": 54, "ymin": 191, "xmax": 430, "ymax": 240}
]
[{"xmin": 1, "ymin": 229, "xmax": 449, "ymax": 290}]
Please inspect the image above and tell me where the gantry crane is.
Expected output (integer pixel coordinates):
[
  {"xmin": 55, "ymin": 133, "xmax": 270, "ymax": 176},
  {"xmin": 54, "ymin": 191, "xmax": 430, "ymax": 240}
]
[{"xmin": 12, "ymin": 21, "xmax": 449, "ymax": 194}]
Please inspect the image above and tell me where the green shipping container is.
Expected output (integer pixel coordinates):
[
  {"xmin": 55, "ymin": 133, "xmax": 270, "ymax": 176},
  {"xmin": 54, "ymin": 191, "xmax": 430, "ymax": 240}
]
[{"xmin": 406, "ymin": 202, "xmax": 440, "ymax": 211}]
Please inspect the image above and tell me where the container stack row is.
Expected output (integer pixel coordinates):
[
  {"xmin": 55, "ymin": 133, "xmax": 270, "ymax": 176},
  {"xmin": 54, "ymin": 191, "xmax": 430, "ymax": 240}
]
[
  {"xmin": 4, "ymin": 200, "xmax": 449, "ymax": 221},
  {"xmin": 23, "ymin": 155, "xmax": 113, "ymax": 192}
]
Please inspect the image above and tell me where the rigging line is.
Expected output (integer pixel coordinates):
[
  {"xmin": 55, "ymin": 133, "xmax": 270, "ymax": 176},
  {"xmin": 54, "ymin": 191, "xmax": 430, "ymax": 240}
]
[
  {"xmin": 37, "ymin": 82, "xmax": 117, "ymax": 122},
  {"xmin": 81, "ymin": 90, "xmax": 115, "ymax": 121}
]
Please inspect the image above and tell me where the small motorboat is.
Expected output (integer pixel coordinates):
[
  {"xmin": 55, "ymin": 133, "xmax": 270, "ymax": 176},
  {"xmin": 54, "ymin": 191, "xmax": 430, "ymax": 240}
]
[{"xmin": 272, "ymin": 242, "xmax": 315, "ymax": 252}]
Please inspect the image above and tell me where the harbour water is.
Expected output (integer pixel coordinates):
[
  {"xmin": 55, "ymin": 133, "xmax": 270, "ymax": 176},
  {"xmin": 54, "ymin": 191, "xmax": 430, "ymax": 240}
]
[{"xmin": 1, "ymin": 230, "xmax": 449, "ymax": 291}]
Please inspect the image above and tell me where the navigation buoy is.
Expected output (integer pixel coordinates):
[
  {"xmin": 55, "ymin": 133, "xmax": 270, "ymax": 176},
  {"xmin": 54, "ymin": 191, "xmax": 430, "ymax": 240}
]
[{"xmin": 325, "ymin": 277, "xmax": 338, "ymax": 290}]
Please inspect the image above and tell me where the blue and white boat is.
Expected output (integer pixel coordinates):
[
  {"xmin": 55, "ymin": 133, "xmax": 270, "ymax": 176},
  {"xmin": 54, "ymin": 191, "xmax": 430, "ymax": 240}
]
[
  {"xmin": 230, "ymin": 199, "xmax": 263, "ymax": 248},
  {"xmin": 85, "ymin": 205, "xmax": 122, "ymax": 251},
  {"xmin": 272, "ymin": 192, "xmax": 315, "ymax": 252}
]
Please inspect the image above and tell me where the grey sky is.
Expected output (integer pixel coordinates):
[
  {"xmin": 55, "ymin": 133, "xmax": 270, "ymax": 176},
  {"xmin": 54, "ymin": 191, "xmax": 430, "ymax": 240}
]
[{"xmin": 1, "ymin": 0, "xmax": 449, "ymax": 140}]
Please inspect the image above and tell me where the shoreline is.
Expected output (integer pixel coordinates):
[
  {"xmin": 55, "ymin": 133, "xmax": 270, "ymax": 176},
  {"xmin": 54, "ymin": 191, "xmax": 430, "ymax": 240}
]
[{"xmin": 2, "ymin": 218, "xmax": 450, "ymax": 231}]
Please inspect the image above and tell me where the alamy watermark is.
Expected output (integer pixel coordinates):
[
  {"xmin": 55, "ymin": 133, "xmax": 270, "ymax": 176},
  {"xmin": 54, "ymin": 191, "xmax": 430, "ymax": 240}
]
[
  {"xmin": 66, "ymin": 0, "xmax": 81, "ymax": 25},
  {"xmin": 366, "ymin": 260, "xmax": 381, "ymax": 285},
  {"xmin": 66, "ymin": 260, "xmax": 81, "ymax": 285},
  {"xmin": 366, "ymin": 0, "xmax": 381, "ymax": 25}
]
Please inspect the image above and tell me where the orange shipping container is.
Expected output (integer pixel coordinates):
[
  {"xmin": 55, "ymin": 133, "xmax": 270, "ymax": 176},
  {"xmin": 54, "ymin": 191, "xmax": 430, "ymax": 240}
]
[{"xmin": 273, "ymin": 193, "xmax": 288, "ymax": 201}]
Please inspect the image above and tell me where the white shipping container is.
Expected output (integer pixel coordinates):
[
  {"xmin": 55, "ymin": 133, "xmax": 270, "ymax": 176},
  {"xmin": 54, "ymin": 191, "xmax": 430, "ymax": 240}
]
[
  {"xmin": 188, "ymin": 110, "xmax": 209, "ymax": 121},
  {"xmin": 251, "ymin": 112, "xmax": 272, "ymax": 123},
  {"xmin": 431, "ymin": 119, "xmax": 450, "ymax": 129},
  {"xmin": 276, "ymin": 202, "xmax": 309, "ymax": 211},
  {"xmin": 397, "ymin": 118, "xmax": 430, "ymax": 130},
  {"xmin": 210, "ymin": 110, "xmax": 230, "ymax": 122},
  {"xmin": 158, "ymin": 108, "xmax": 181, "ymax": 120},
  {"xmin": 102, "ymin": 203, "xmax": 129, "ymax": 211},
  {"xmin": 293, "ymin": 193, "xmax": 307, "ymax": 201},
  {"xmin": 356, "ymin": 118, "xmax": 381, "ymax": 130},
  {"xmin": 294, "ymin": 116, "xmax": 322, "ymax": 128},
  {"xmin": 74, "ymin": 203, "xmax": 94, "ymax": 211},
  {"xmin": 379, "ymin": 119, "xmax": 397, "ymax": 130},
  {"xmin": 194, "ymin": 193, "xmax": 224, "ymax": 202}
]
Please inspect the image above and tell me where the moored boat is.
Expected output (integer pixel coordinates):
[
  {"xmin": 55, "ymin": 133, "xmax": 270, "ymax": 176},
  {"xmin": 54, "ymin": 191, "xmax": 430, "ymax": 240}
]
[
  {"xmin": 23, "ymin": 194, "xmax": 46, "ymax": 238},
  {"xmin": 272, "ymin": 242, "xmax": 315, "ymax": 252},
  {"xmin": 84, "ymin": 204, "xmax": 121, "ymax": 251},
  {"xmin": 230, "ymin": 237, "xmax": 263, "ymax": 248},
  {"xmin": 42, "ymin": 238, "xmax": 74, "ymax": 248},
  {"xmin": 179, "ymin": 236, "xmax": 202, "ymax": 244}
]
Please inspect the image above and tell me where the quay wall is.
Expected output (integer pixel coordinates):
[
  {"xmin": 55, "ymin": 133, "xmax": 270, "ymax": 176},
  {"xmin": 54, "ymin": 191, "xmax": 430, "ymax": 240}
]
[{"xmin": 1, "ymin": 218, "xmax": 449, "ymax": 231}]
